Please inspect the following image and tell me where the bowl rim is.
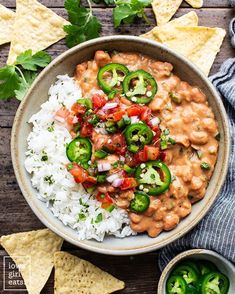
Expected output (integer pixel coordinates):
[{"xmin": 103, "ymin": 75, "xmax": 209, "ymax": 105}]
[
  {"xmin": 157, "ymin": 249, "xmax": 235, "ymax": 294},
  {"xmin": 11, "ymin": 35, "xmax": 231, "ymax": 255}
]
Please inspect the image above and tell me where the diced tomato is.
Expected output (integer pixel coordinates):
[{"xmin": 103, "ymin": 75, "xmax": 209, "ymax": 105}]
[
  {"xmin": 152, "ymin": 125, "xmax": 161, "ymax": 137},
  {"xmin": 126, "ymin": 105, "xmax": 143, "ymax": 117},
  {"xmin": 96, "ymin": 192, "xmax": 114, "ymax": 208},
  {"xmin": 144, "ymin": 145, "xmax": 160, "ymax": 161},
  {"xmin": 107, "ymin": 110, "xmax": 125, "ymax": 122},
  {"xmin": 68, "ymin": 163, "xmax": 88, "ymax": 183},
  {"xmin": 66, "ymin": 113, "xmax": 78, "ymax": 125},
  {"xmin": 55, "ymin": 107, "xmax": 70, "ymax": 119},
  {"xmin": 120, "ymin": 178, "xmax": 138, "ymax": 190},
  {"xmin": 134, "ymin": 149, "xmax": 148, "ymax": 163},
  {"xmin": 92, "ymin": 94, "xmax": 107, "ymax": 109},
  {"xmin": 71, "ymin": 103, "xmax": 86, "ymax": 114},
  {"xmin": 80, "ymin": 122, "xmax": 93, "ymax": 137},
  {"xmin": 159, "ymin": 151, "xmax": 166, "ymax": 161},
  {"xmin": 110, "ymin": 133, "xmax": 127, "ymax": 155},
  {"xmin": 140, "ymin": 106, "xmax": 151, "ymax": 122},
  {"xmin": 85, "ymin": 176, "xmax": 97, "ymax": 184}
]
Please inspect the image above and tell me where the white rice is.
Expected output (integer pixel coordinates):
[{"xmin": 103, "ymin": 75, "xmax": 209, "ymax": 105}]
[{"xmin": 25, "ymin": 75, "xmax": 135, "ymax": 241}]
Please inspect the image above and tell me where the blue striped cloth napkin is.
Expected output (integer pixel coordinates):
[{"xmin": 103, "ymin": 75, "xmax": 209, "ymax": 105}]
[{"xmin": 158, "ymin": 11, "xmax": 235, "ymax": 270}]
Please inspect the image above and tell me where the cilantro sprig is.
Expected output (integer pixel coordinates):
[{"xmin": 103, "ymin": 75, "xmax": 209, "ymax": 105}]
[
  {"xmin": 92, "ymin": 0, "xmax": 114, "ymax": 4},
  {"xmin": 0, "ymin": 49, "xmax": 51, "ymax": 101},
  {"xmin": 113, "ymin": 0, "xmax": 151, "ymax": 28},
  {"xmin": 63, "ymin": 0, "xmax": 102, "ymax": 48}
]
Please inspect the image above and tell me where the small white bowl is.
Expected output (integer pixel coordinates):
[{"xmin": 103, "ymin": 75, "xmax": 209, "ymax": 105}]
[{"xmin": 158, "ymin": 249, "xmax": 235, "ymax": 294}]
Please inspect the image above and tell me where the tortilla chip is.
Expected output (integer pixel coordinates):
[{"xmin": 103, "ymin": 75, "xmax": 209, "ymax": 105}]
[
  {"xmin": 152, "ymin": 0, "xmax": 183, "ymax": 25},
  {"xmin": 1, "ymin": 229, "xmax": 63, "ymax": 294},
  {"xmin": 185, "ymin": 0, "xmax": 203, "ymax": 8},
  {"xmin": 7, "ymin": 0, "xmax": 69, "ymax": 65},
  {"xmin": 153, "ymin": 26, "xmax": 226, "ymax": 75},
  {"xmin": 0, "ymin": 4, "xmax": 15, "ymax": 45},
  {"xmin": 141, "ymin": 11, "xmax": 198, "ymax": 40},
  {"xmin": 54, "ymin": 251, "xmax": 125, "ymax": 294}
]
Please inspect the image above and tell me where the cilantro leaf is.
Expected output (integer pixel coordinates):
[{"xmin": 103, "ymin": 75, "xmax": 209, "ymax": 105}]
[
  {"xmin": 113, "ymin": 0, "xmax": 151, "ymax": 28},
  {"xmin": 64, "ymin": 0, "xmax": 102, "ymax": 48},
  {"xmin": 92, "ymin": 0, "xmax": 114, "ymax": 5},
  {"xmin": 14, "ymin": 71, "xmax": 37, "ymax": 101},
  {"xmin": 15, "ymin": 49, "xmax": 51, "ymax": 71},
  {"xmin": 0, "ymin": 66, "xmax": 20, "ymax": 100}
]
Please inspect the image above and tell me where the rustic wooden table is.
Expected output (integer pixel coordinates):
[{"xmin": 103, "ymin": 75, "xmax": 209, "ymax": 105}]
[{"xmin": 0, "ymin": 1, "xmax": 234, "ymax": 293}]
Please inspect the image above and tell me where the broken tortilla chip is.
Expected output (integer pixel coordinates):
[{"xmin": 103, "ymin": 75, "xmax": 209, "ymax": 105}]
[
  {"xmin": 141, "ymin": 11, "xmax": 198, "ymax": 40},
  {"xmin": 152, "ymin": 0, "xmax": 183, "ymax": 25},
  {"xmin": 1, "ymin": 229, "xmax": 63, "ymax": 294},
  {"xmin": 0, "ymin": 4, "xmax": 15, "ymax": 45},
  {"xmin": 54, "ymin": 251, "xmax": 125, "ymax": 294},
  {"xmin": 152, "ymin": 26, "xmax": 226, "ymax": 75},
  {"xmin": 185, "ymin": 0, "xmax": 203, "ymax": 8},
  {"xmin": 7, "ymin": 0, "xmax": 69, "ymax": 65}
]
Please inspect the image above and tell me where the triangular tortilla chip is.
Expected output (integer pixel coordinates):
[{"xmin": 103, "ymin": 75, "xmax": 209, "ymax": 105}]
[
  {"xmin": 152, "ymin": 0, "xmax": 183, "ymax": 25},
  {"xmin": 141, "ymin": 11, "xmax": 198, "ymax": 39},
  {"xmin": 1, "ymin": 229, "xmax": 63, "ymax": 294},
  {"xmin": 7, "ymin": 0, "xmax": 69, "ymax": 64},
  {"xmin": 54, "ymin": 251, "xmax": 125, "ymax": 294},
  {"xmin": 153, "ymin": 26, "xmax": 226, "ymax": 75},
  {"xmin": 185, "ymin": 0, "xmax": 203, "ymax": 8},
  {"xmin": 0, "ymin": 4, "xmax": 15, "ymax": 45}
]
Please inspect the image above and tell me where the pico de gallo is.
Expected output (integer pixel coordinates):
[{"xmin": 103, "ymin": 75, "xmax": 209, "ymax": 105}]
[{"xmin": 54, "ymin": 50, "xmax": 219, "ymax": 238}]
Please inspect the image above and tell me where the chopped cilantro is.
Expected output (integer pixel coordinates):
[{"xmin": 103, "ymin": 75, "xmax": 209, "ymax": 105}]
[
  {"xmin": 95, "ymin": 213, "xmax": 103, "ymax": 223},
  {"xmin": 201, "ymin": 162, "xmax": 211, "ymax": 170},
  {"xmin": 44, "ymin": 175, "xmax": 55, "ymax": 185},
  {"xmin": 78, "ymin": 213, "xmax": 86, "ymax": 221}
]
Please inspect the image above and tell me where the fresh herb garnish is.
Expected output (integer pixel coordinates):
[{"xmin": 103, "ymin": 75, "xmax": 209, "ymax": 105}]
[
  {"xmin": 0, "ymin": 49, "xmax": 51, "ymax": 101},
  {"xmin": 44, "ymin": 175, "xmax": 55, "ymax": 185},
  {"xmin": 95, "ymin": 213, "xmax": 103, "ymax": 223},
  {"xmin": 92, "ymin": 0, "xmax": 114, "ymax": 4},
  {"xmin": 78, "ymin": 213, "xmax": 86, "ymax": 221},
  {"xmin": 63, "ymin": 0, "xmax": 102, "ymax": 48},
  {"xmin": 113, "ymin": 0, "xmax": 151, "ymax": 28},
  {"xmin": 201, "ymin": 162, "xmax": 211, "ymax": 170},
  {"xmin": 160, "ymin": 128, "xmax": 176, "ymax": 150}
]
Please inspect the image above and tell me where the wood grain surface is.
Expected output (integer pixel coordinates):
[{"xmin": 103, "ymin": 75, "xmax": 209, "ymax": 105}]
[{"xmin": 0, "ymin": 1, "xmax": 234, "ymax": 293}]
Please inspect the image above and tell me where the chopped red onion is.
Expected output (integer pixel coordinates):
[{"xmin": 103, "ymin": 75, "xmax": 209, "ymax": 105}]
[
  {"xmin": 112, "ymin": 178, "xmax": 124, "ymax": 187},
  {"xmin": 72, "ymin": 116, "xmax": 79, "ymax": 124},
  {"xmin": 130, "ymin": 116, "xmax": 139, "ymax": 124},
  {"xmin": 119, "ymin": 156, "xmax": 125, "ymax": 162},
  {"xmin": 54, "ymin": 116, "xmax": 65, "ymax": 123},
  {"xmin": 97, "ymin": 162, "xmax": 111, "ymax": 172},
  {"xmin": 106, "ymin": 173, "xmax": 120, "ymax": 183},
  {"xmin": 150, "ymin": 117, "xmax": 160, "ymax": 126},
  {"xmin": 102, "ymin": 102, "xmax": 118, "ymax": 111}
]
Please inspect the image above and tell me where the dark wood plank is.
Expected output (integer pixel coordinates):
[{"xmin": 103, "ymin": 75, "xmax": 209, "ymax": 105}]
[
  {"xmin": 0, "ymin": 8, "xmax": 234, "ymax": 127},
  {"xmin": 1, "ymin": 0, "xmax": 230, "ymax": 8},
  {"xmin": 0, "ymin": 249, "xmax": 160, "ymax": 293}
]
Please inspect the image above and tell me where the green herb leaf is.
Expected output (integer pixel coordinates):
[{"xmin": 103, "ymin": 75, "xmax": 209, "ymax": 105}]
[
  {"xmin": 0, "ymin": 66, "xmax": 20, "ymax": 100},
  {"xmin": 14, "ymin": 71, "xmax": 37, "ymax": 101},
  {"xmin": 200, "ymin": 162, "xmax": 211, "ymax": 170},
  {"xmin": 92, "ymin": 0, "xmax": 114, "ymax": 5},
  {"xmin": 113, "ymin": 0, "xmax": 151, "ymax": 28},
  {"xmin": 95, "ymin": 213, "xmax": 103, "ymax": 223},
  {"xmin": 15, "ymin": 49, "xmax": 51, "ymax": 71},
  {"xmin": 64, "ymin": 0, "xmax": 101, "ymax": 48}
]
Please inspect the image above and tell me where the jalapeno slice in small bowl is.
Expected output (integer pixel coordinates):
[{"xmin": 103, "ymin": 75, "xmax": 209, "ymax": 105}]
[
  {"xmin": 66, "ymin": 137, "xmax": 92, "ymax": 164},
  {"xmin": 171, "ymin": 265, "xmax": 199, "ymax": 286},
  {"xmin": 201, "ymin": 272, "xmax": 229, "ymax": 294},
  {"xmin": 166, "ymin": 275, "xmax": 187, "ymax": 294},
  {"xmin": 136, "ymin": 160, "xmax": 171, "ymax": 195},
  {"xmin": 129, "ymin": 191, "xmax": 150, "ymax": 213},
  {"xmin": 97, "ymin": 63, "xmax": 129, "ymax": 96},
  {"xmin": 124, "ymin": 122, "xmax": 153, "ymax": 153},
  {"xmin": 123, "ymin": 69, "xmax": 158, "ymax": 104}
]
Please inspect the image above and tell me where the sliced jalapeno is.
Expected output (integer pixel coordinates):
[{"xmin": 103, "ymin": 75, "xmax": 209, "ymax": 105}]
[
  {"xmin": 135, "ymin": 161, "xmax": 171, "ymax": 196},
  {"xmin": 198, "ymin": 260, "xmax": 218, "ymax": 276},
  {"xmin": 123, "ymin": 69, "xmax": 157, "ymax": 104},
  {"xmin": 178, "ymin": 260, "xmax": 200, "ymax": 276},
  {"xmin": 201, "ymin": 272, "xmax": 229, "ymax": 294},
  {"xmin": 95, "ymin": 150, "xmax": 108, "ymax": 159},
  {"xmin": 129, "ymin": 191, "xmax": 150, "ymax": 213},
  {"xmin": 124, "ymin": 123, "xmax": 153, "ymax": 153},
  {"xmin": 166, "ymin": 275, "xmax": 187, "ymax": 294},
  {"xmin": 66, "ymin": 137, "xmax": 92, "ymax": 164},
  {"xmin": 171, "ymin": 265, "xmax": 199, "ymax": 286},
  {"xmin": 97, "ymin": 63, "xmax": 129, "ymax": 96}
]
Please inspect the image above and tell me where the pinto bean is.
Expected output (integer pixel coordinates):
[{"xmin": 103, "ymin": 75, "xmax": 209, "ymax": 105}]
[
  {"xmin": 129, "ymin": 213, "xmax": 143, "ymax": 224},
  {"xmin": 189, "ymin": 131, "xmax": 209, "ymax": 145},
  {"xmin": 202, "ymin": 118, "xmax": 217, "ymax": 133},
  {"xmin": 94, "ymin": 50, "xmax": 111, "ymax": 67},
  {"xmin": 75, "ymin": 62, "xmax": 88, "ymax": 79},
  {"xmin": 163, "ymin": 213, "xmax": 180, "ymax": 230},
  {"xmin": 191, "ymin": 87, "xmax": 206, "ymax": 103}
]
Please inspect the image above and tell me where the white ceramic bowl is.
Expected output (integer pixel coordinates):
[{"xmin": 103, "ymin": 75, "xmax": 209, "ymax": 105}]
[
  {"xmin": 11, "ymin": 36, "xmax": 230, "ymax": 255},
  {"xmin": 158, "ymin": 249, "xmax": 235, "ymax": 294}
]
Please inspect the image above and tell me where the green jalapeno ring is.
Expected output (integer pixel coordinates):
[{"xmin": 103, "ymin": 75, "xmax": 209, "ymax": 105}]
[
  {"xmin": 171, "ymin": 265, "xmax": 199, "ymax": 286},
  {"xmin": 97, "ymin": 63, "xmax": 129, "ymax": 95},
  {"xmin": 123, "ymin": 69, "xmax": 158, "ymax": 104},
  {"xmin": 66, "ymin": 137, "xmax": 92, "ymax": 164},
  {"xmin": 197, "ymin": 260, "xmax": 218, "ymax": 276},
  {"xmin": 129, "ymin": 191, "xmax": 150, "ymax": 213},
  {"xmin": 124, "ymin": 123, "xmax": 153, "ymax": 153},
  {"xmin": 135, "ymin": 161, "xmax": 171, "ymax": 196},
  {"xmin": 201, "ymin": 272, "xmax": 229, "ymax": 294},
  {"xmin": 166, "ymin": 275, "xmax": 187, "ymax": 294}
]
